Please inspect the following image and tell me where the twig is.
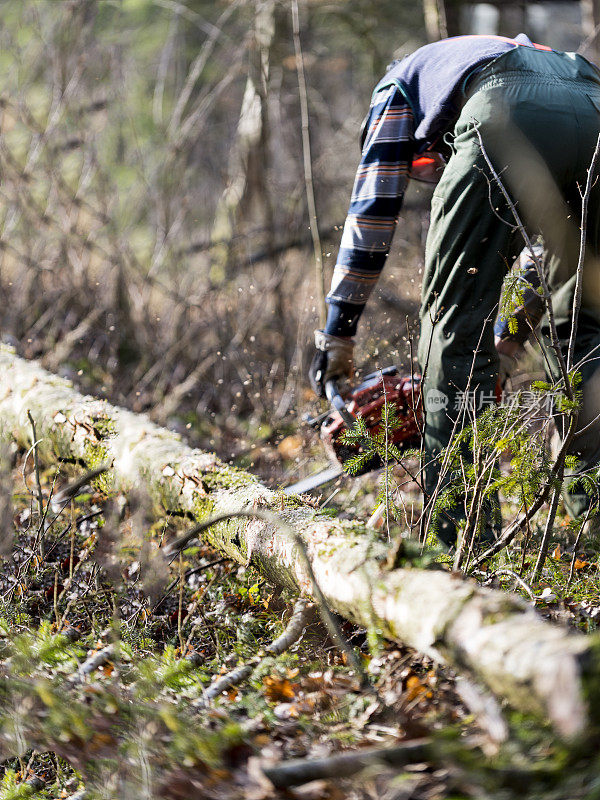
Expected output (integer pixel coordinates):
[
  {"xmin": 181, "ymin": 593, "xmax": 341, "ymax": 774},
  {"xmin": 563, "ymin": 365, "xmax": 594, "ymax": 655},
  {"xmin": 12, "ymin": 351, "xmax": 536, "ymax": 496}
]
[
  {"xmin": 49, "ymin": 466, "xmax": 109, "ymax": 513},
  {"xmin": 69, "ymin": 501, "xmax": 75, "ymax": 582},
  {"xmin": 168, "ymin": 0, "xmax": 239, "ymax": 134},
  {"xmin": 471, "ymin": 415, "xmax": 577, "ymax": 569},
  {"xmin": 152, "ymin": 557, "xmax": 227, "ymax": 612},
  {"xmin": 177, "ymin": 554, "xmax": 185, "ymax": 654},
  {"xmin": 70, "ymin": 644, "xmax": 116, "ymax": 685},
  {"xmin": 531, "ymin": 480, "xmax": 561, "ymax": 581},
  {"xmin": 474, "ymin": 128, "xmax": 571, "ymax": 398},
  {"xmin": 567, "ymin": 133, "xmax": 600, "ymax": 369},
  {"xmin": 204, "ymin": 662, "xmax": 253, "ymax": 702},
  {"xmin": 421, "ymin": 306, "xmax": 492, "ymax": 547},
  {"xmin": 482, "ymin": 568, "xmax": 536, "ymax": 601},
  {"xmin": 382, "ymin": 377, "xmax": 391, "ymax": 540},
  {"xmin": 26, "ymin": 410, "xmax": 44, "ymax": 527},
  {"xmin": 578, "ymin": 19, "xmax": 600, "ymax": 56},
  {"xmin": 266, "ymin": 598, "xmax": 313, "ymax": 656},
  {"xmin": 567, "ymin": 506, "xmax": 593, "ymax": 590}
]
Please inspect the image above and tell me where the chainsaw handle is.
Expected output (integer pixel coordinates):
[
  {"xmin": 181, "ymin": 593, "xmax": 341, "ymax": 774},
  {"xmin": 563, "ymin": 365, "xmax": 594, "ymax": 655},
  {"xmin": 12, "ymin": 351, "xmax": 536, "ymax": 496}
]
[{"xmin": 325, "ymin": 379, "xmax": 356, "ymax": 429}]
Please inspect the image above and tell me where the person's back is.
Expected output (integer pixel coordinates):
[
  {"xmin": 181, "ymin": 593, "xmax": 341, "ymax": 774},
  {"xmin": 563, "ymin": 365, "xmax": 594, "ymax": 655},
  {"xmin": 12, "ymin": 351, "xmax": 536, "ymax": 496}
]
[{"xmin": 376, "ymin": 33, "xmax": 548, "ymax": 153}]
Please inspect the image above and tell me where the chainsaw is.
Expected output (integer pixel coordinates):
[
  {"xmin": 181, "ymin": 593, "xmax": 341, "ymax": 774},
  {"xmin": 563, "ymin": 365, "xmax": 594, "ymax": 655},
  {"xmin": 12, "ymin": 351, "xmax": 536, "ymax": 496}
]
[{"xmin": 284, "ymin": 366, "xmax": 423, "ymax": 495}]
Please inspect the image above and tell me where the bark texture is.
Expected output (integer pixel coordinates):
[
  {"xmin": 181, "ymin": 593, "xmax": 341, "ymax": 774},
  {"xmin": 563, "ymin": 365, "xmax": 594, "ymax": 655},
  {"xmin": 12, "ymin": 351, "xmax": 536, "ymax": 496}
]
[{"xmin": 0, "ymin": 346, "xmax": 598, "ymax": 739}]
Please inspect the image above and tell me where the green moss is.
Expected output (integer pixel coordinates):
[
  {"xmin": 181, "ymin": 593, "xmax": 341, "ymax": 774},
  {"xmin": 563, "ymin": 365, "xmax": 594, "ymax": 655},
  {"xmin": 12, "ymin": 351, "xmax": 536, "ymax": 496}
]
[
  {"xmin": 191, "ymin": 493, "xmax": 215, "ymax": 522},
  {"xmin": 92, "ymin": 416, "xmax": 116, "ymax": 438},
  {"xmin": 269, "ymin": 491, "xmax": 305, "ymax": 510},
  {"xmin": 202, "ymin": 465, "xmax": 257, "ymax": 492},
  {"xmin": 203, "ymin": 517, "xmax": 248, "ymax": 565},
  {"xmin": 83, "ymin": 439, "xmax": 114, "ymax": 494},
  {"xmin": 77, "ymin": 413, "xmax": 118, "ymax": 494}
]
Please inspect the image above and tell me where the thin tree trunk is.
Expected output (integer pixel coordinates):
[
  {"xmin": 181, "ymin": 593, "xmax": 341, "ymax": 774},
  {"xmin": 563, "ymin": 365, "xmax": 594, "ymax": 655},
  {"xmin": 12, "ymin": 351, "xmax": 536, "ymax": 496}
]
[
  {"xmin": 443, "ymin": 0, "xmax": 464, "ymax": 37},
  {"xmin": 423, "ymin": 0, "xmax": 447, "ymax": 41},
  {"xmin": 210, "ymin": 0, "xmax": 275, "ymax": 284},
  {"xmin": 0, "ymin": 346, "xmax": 599, "ymax": 739}
]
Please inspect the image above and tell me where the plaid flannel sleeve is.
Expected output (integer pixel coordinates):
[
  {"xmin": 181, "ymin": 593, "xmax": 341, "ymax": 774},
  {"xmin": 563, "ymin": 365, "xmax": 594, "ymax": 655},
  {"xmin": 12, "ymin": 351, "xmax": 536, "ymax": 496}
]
[{"xmin": 325, "ymin": 84, "xmax": 415, "ymax": 336}]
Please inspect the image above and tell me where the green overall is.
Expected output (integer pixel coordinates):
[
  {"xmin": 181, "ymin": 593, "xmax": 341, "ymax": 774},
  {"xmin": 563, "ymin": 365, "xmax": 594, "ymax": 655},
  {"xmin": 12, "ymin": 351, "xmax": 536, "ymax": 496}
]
[{"xmin": 418, "ymin": 45, "xmax": 600, "ymax": 542}]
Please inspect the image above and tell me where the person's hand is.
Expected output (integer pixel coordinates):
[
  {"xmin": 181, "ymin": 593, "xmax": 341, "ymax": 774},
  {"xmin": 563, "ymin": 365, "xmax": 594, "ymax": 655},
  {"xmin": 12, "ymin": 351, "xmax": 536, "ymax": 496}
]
[
  {"xmin": 495, "ymin": 336, "xmax": 524, "ymax": 387},
  {"xmin": 309, "ymin": 330, "xmax": 355, "ymax": 398}
]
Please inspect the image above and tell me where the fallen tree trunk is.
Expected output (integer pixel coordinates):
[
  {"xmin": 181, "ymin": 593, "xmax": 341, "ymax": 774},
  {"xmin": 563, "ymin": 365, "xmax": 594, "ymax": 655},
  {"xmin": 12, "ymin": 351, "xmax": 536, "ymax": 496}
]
[{"xmin": 0, "ymin": 345, "xmax": 598, "ymax": 738}]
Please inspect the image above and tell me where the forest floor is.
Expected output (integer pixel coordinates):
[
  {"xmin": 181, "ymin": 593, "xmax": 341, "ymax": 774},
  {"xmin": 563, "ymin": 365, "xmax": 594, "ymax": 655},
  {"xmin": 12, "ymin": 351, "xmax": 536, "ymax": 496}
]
[{"xmin": 1, "ymin": 427, "xmax": 600, "ymax": 800}]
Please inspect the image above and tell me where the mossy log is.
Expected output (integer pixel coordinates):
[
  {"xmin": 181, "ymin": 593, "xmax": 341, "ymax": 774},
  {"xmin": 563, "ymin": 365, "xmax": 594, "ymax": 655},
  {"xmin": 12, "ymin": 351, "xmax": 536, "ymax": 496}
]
[{"xmin": 0, "ymin": 346, "xmax": 598, "ymax": 739}]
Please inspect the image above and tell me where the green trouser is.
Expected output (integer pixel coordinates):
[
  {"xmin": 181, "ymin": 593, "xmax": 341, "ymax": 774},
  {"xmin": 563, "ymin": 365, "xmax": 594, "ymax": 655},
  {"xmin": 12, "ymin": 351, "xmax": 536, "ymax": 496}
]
[{"xmin": 418, "ymin": 45, "xmax": 600, "ymax": 543}]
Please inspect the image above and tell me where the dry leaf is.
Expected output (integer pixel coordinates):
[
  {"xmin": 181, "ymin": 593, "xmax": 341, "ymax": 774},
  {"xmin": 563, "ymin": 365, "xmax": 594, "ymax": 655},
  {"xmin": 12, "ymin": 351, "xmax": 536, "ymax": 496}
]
[
  {"xmin": 552, "ymin": 544, "xmax": 562, "ymax": 560},
  {"xmin": 573, "ymin": 558, "xmax": 589, "ymax": 570},
  {"xmin": 405, "ymin": 674, "xmax": 426, "ymax": 701},
  {"xmin": 263, "ymin": 675, "xmax": 297, "ymax": 702},
  {"xmin": 537, "ymin": 587, "xmax": 556, "ymax": 602}
]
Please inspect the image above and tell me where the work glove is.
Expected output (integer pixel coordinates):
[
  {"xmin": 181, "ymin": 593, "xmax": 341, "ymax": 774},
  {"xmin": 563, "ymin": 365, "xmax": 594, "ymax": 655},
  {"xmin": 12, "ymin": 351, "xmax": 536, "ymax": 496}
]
[{"xmin": 309, "ymin": 330, "xmax": 355, "ymax": 398}]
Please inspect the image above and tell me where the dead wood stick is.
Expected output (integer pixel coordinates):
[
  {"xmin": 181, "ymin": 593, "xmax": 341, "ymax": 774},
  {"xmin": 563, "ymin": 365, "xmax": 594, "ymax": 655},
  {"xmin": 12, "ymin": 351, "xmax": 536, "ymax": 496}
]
[
  {"xmin": 71, "ymin": 643, "xmax": 116, "ymax": 685},
  {"xmin": 27, "ymin": 410, "xmax": 44, "ymax": 525},
  {"xmin": 50, "ymin": 466, "xmax": 108, "ymax": 512},
  {"xmin": 204, "ymin": 663, "xmax": 254, "ymax": 702},
  {"xmin": 266, "ymin": 598, "xmax": 314, "ymax": 656},
  {"xmin": 262, "ymin": 739, "xmax": 432, "ymax": 788},
  {"xmin": 204, "ymin": 598, "xmax": 314, "ymax": 702}
]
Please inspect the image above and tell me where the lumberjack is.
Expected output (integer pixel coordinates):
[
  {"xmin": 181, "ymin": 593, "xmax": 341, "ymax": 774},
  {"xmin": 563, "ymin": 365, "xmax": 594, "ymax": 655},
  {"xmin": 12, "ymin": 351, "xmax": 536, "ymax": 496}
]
[{"xmin": 309, "ymin": 34, "xmax": 600, "ymax": 544}]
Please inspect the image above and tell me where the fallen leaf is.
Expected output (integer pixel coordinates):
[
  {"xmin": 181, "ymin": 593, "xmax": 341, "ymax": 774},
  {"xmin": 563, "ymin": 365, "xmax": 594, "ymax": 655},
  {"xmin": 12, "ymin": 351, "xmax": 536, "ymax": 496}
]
[
  {"xmin": 405, "ymin": 674, "xmax": 426, "ymax": 701},
  {"xmin": 573, "ymin": 558, "xmax": 589, "ymax": 570},
  {"xmin": 552, "ymin": 544, "xmax": 562, "ymax": 560},
  {"xmin": 263, "ymin": 675, "xmax": 297, "ymax": 702},
  {"xmin": 537, "ymin": 587, "xmax": 556, "ymax": 603}
]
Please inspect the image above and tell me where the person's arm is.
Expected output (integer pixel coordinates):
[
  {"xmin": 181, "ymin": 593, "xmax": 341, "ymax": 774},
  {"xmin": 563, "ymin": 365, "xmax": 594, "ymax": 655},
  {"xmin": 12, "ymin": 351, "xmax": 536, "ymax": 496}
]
[
  {"xmin": 309, "ymin": 83, "xmax": 414, "ymax": 397},
  {"xmin": 325, "ymin": 83, "xmax": 415, "ymax": 337}
]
